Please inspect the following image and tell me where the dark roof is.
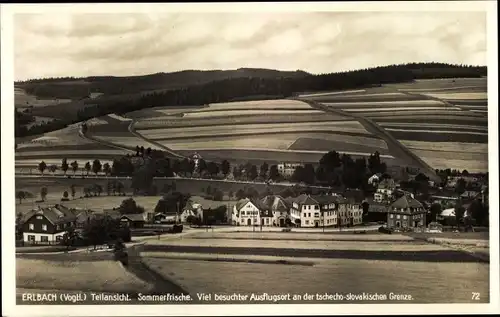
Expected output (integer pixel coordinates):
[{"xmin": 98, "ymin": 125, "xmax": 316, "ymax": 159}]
[
  {"xmin": 295, "ymin": 194, "xmax": 319, "ymax": 206},
  {"xmin": 261, "ymin": 195, "xmax": 290, "ymax": 212},
  {"xmin": 390, "ymin": 195, "xmax": 424, "ymax": 210},
  {"xmin": 121, "ymin": 213, "xmax": 146, "ymax": 222},
  {"xmin": 310, "ymin": 194, "xmax": 337, "ymax": 205},
  {"xmin": 284, "ymin": 196, "xmax": 296, "ymax": 205},
  {"xmin": 235, "ymin": 198, "xmax": 252, "ymax": 211},
  {"xmin": 23, "ymin": 204, "xmax": 77, "ymax": 225}
]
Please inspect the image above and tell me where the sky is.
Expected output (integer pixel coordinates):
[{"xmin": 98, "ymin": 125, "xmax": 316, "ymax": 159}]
[{"xmin": 13, "ymin": 11, "xmax": 487, "ymax": 81}]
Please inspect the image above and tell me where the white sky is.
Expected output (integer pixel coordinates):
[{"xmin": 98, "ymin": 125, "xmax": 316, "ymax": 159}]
[{"xmin": 13, "ymin": 11, "xmax": 487, "ymax": 80}]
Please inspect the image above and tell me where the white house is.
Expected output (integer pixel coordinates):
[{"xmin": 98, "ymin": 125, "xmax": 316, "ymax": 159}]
[
  {"xmin": 232, "ymin": 198, "xmax": 272, "ymax": 227},
  {"xmin": 277, "ymin": 163, "xmax": 303, "ymax": 177},
  {"xmin": 347, "ymin": 200, "xmax": 363, "ymax": 226},
  {"xmin": 368, "ymin": 173, "xmax": 382, "ymax": 185}
]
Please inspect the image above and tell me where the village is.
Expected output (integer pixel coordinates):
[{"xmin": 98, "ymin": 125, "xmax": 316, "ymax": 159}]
[{"xmin": 16, "ymin": 155, "xmax": 489, "ymax": 248}]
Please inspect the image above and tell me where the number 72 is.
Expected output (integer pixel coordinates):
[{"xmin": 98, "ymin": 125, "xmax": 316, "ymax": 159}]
[{"xmin": 472, "ymin": 292, "xmax": 481, "ymax": 300}]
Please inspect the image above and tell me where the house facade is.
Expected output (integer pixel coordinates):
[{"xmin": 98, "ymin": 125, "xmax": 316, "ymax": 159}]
[
  {"xmin": 232, "ymin": 198, "xmax": 272, "ymax": 226},
  {"xmin": 387, "ymin": 195, "xmax": 426, "ymax": 230},
  {"xmin": 120, "ymin": 213, "xmax": 146, "ymax": 228},
  {"xmin": 22, "ymin": 205, "xmax": 77, "ymax": 244},
  {"xmin": 347, "ymin": 200, "xmax": 363, "ymax": 226},
  {"xmin": 374, "ymin": 179, "xmax": 396, "ymax": 203},
  {"xmin": 261, "ymin": 195, "xmax": 290, "ymax": 227},
  {"xmin": 277, "ymin": 162, "xmax": 303, "ymax": 177}
]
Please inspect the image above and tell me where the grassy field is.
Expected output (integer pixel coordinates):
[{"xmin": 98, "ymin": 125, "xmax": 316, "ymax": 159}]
[
  {"xmin": 15, "ymin": 88, "xmax": 72, "ymax": 109},
  {"xmin": 16, "ymin": 258, "xmax": 153, "ymax": 293},
  {"xmin": 142, "ymin": 254, "xmax": 489, "ymax": 303},
  {"xmin": 187, "ymin": 232, "xmax": 415, "ymax": 241}
]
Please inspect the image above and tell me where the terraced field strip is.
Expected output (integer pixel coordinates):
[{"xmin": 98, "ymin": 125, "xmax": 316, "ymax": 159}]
[
  {"xmin": 188, "ymin": 232, "xmax": 415, "ymax": 241},
  {"xmin": 139, "ymin": 121, "xmax": 371, "ymax": 140},
  {"xmin": 313, "ymin": 93, "xmax": 426, "ymax": 103},
  {"xmin": 385, "ymin": 128, "xmax": 487, "ymax": 136},
  {"xmin": 379, "ymin": 123, "xmax": 488, "ymax": 132},
  {"xmin": 182, "ymin": 109, "xmax": 323, "ymax": 118},
  {"xmin": 422, "ymin": 92, "xmax": 487, "ymax": 100},
  {"xmin": 298, "ymin": 89, "xmax": 366, "ymax": 98},
  {"xmin": 345, "ymin": 106, "xmax": 460, "ymax": 112},
  {"xmin": 324, "ymin": 99, "xmax": 444, "ymax": 108},
  {"xmin": 194, "ymin": 99, "xmax": 314, "ymax": 111},
  {"xmin": 134, "ymin": 113, "xmax": 348, "ymax": 130},
  {"xmin": 399, "ymin": 140, "xmax": 488, "ymax": 153}
]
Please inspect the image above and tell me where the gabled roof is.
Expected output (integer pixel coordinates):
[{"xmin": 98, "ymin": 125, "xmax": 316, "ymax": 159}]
[
  {"xmin": 310, "ymin": 194, "xmax": 337, "ymax": 205},
  {"xmin": 235, "ymin": 198, "xmax": 252, "ymax": 211},
  {"xmin": 261, "ymin": 195, "xmax": 290, "ymax": 212},
  {"xmin": 23, "ymin": 204, "xmax": 77, "ymax": 225},
  {"xmin": 121, "ymin": 213, "xmax": 146, "ymax": 222},
  {"xmin": 378, "ymin": 178, "xmax": 396, "ymax": 189},
  {"xmin": 390, "ymin": 195, "xmax": 423, "ymax": 210},
  {"xmin": 294, "ymin": 194, "xmax": 319, "ymax": 206}
]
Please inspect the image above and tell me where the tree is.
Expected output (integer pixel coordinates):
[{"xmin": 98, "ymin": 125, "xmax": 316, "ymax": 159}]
[
  {"xmin": 454, "ymin": 201, "xmax": 466, "ymax": 231},
  {"xmin": 228, "ymin": 190, "xmax": 234, "ymax": 199},
  {"xmin": 102, "ymin": 163, "xmax": 111, "ymax": 176},
  {"xmin": 260, "ymin": 162, "xmax": 269, "ymax": 178},
  {"xmin": 429, "ymin": 203, "xmax": 442, "ymax": 224},
  {"xmin": 468, "ymin": 199, "xmax": 487, "ymax": 226},
  {"xmin": 38, "ymin": 161, "xmax": 47, "ymax": 175},
  {"xmin": 63, "ymin": 191, "xmax": 69, "ymax": 199},
  {"xmin": 92, "ymin": 159, "xmax": 102, "ymax": 176},
  {"xmin": 462, "ymin": 169, "xmax": 469, "ymax": 176},
  {"xmin": 197, "ymin": 159, "xmax": 207, "ymax": 174},
  {"xmin": 361, "ymin": 201, "xmax": 370, "ymax": 217},
  {"xmin": 49, "ymin": 164, "xmax": 58, "ymax": 174},
  {"xmin": 15, "ymin": 211, "xmax": 24, "ymax": 240},
  {"xmin": 207, "ymin": 161, "xmax": 219, "ymax": 177},
  {"xmin": 232, "ymin": 166, "xmax": 242, "ymax": 179},
  {"xmin": 70, "ymin": 185, "xmax": 76, "ymax": 199},
  {"xmin": 62, "ymin": 225, "xmax": 77, "ymax": 251},
  {"xmin": 320, "ymin": 150, "xmax": 341, "ymax": 171},
  {"xmin": 40, "ymin": 187, "xmax": 48, "ymax": 201},
  {"xmin": 16, "ymin": 191, "xmax": 26, "ymax": 204},
  {"xmin": 247, "ymin": 165, "xmax": 258, "ymax": 180},
  {"xmin": 84, "ymin": 162, "xmax": 91, "ymax": 175},
  {"xmin": 244, "ymin": 186, "xmax": 259, "ymax": 199},
  {"xmin": 269, "ymin": 165, "xmax": 280, "ymax": 181},
  {"xmin": 71, "ymin": 161, "xmax": 79, "ymax": 175},
  {"xmin": 119, "ymin": 198, "xmax": 145, "ymax": 214},
  {"xmin": 116, "ymin": 181, "xmax": 124, "ymax": 196},
  {"xmin": 235, "ymin": 189, "xmax": 246, "ymax": 200},
  {"xmin": 221, "ymin": 160, "xmax": 230, "ymax": 176},
  {"xmin": 61, "ymin": 158, "xmax": 69, "ymax": 175},
  {"xmin": 212, "ymin": 188, "xmax": 224, "ymax": 201},
  {"xmin": 455, "ymin": 178, "xmax": 466, "ymax": 195}
]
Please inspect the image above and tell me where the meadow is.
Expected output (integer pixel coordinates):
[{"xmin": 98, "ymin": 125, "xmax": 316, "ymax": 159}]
[
  {"xmin": 15, "ymin": 87, "xmax": 72, "ymax": 109},
  {"xmin": 16, "ymin": 258, "xmax": 153, "ymax": 293},
  {"xmin": 140, "ymin": 232, "xmax": 489, "ymax": 303}
]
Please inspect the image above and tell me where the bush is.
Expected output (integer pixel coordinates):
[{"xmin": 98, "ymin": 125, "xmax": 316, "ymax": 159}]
[{"xmin": 378, "ymin": 226, "xmax": 393, "ymax": 234}]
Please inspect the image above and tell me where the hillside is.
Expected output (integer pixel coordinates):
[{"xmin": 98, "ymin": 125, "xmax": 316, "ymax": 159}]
[{"xmin": 15, "ymin": 63, "xmax": 486, "ymax": 138}]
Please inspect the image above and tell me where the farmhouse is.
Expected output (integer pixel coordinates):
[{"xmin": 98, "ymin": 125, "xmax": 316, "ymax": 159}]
[
  {"xmin": 120, "ymin": 213, "xmax": 146, "ymax": 228},
  {"xmin": 277, "ymin": 162, "xmax": 303, "ymax": 177},
  {"xmin": 22, "ymin": 205, "xmax": 77, "ymax": 244},
  {"xmin": 387, "ymin": 195, "xmax": 426, "ymax": 230},
  {"xmin": 261, "ymin": 195, "xmax": 290, "ymax": 227},
  {"xmin": 232, "ymin": 198, "xmax": 272, "ymax": 226}
]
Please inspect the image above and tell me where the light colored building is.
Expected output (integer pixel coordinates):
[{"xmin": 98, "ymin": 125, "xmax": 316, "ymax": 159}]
[
  {"xmin": 232, "ymin": 198, "xmax": 272, "ymax": 227},
  {"xmin": 261, "ymin": 195, "xmax": 290, "ymax": 227},
  {"xmin": 277, "ymin": 162, "xmax": 303, "ymax": 177},
  {"xmin": 21, "ymin": 205, "xmax": 77, "ymax": 244},
  {"xmin": 374, "ymin": 179, "xmax": 396, "ymax": 203},
  {"xmin": 347, "ymin": 200, "xmax": 363, "ymax": 226}
]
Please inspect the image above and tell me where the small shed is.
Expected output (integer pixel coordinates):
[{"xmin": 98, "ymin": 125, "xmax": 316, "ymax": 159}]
[{"xmin": 120, "ymin": 213, "xmax": 146, "ymax": 228}]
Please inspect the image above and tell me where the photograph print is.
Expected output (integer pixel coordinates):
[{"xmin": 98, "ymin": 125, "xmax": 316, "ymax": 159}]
[{"xmin": 2, "ymin": 1, "xmax": 497, "ymax": 316}]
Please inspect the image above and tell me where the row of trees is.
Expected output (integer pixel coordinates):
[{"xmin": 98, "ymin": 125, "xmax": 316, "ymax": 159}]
[{"xmin": 37, "ymin": 158, "xmax": 110, "ymax": 176}]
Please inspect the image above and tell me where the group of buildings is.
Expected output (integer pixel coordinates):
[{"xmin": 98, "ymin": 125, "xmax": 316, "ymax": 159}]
[{"xmin": 231, "ymin": 194, "xmax": 363, "ymax": 228}]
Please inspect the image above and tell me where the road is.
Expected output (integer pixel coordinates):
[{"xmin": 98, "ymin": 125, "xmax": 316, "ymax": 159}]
[
  {"xmin": 299, "ymin": 98, "xmax": 441, "ymax": 183},
  {"xmin": 127, "ymin": 120, "xmax": 184, "ymax": 159}
]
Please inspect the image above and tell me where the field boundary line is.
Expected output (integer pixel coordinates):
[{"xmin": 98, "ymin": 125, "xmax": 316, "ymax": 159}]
[{"xmin": 128, "ymin": 120, "xmax": 184, "ymax": 159}]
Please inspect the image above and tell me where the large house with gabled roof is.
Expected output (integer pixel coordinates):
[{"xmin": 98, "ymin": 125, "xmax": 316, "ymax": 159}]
[
  {"xmin": 387, "ymin": 195, "xmax": 426, "ymax": 229},
  {"xmin": 232, "ymin": 198, "xmax": 273, "ymax": 226},
  {"xmin": 261, "ymin": 195, "xmax": 291, "ymax": 227},
  {"xmin": 22, "ymin": 204, "xmax": 77, "ymax": 244}
]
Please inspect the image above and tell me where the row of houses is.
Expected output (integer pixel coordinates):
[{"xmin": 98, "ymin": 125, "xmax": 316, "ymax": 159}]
[{"xmin": 231, "ymin": 194, "xmax": 363, "ymax": 228}]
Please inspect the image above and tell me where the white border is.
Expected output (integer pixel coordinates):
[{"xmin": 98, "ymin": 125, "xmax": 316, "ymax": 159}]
[{"xmin": 1, "ymin": 2, "xmax": 499, "ymax": 316}]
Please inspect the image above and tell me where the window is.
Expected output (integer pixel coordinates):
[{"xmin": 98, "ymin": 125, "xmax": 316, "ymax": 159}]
[
  {"xmin": 42, "ymin": 224, "xmax": 47, "ymax": 231},
  {"xmin": 56, "ymin": 225, "xmax": 60, "ymax": 230},
  {"xmin": 308, "ymin": 213, "xmax": 311, "ymax": 217},
  {"xmin": 390, "ymin": 214, "xmax": 393, "ymax": 219},
  {"xmin": 396, "ymin": 215, "xmax": 400, "ymax": 219},
  {"xmin": 29, "ymin": 224, "xmax": 34, "ymax": 230},
  {"xmin": 241, "ymin": 211, "xmax": 245, "ymax": 216},
  {"xmin": 315, "ymin": 205, "xmax": 319, "ymax": 210},
  {"xmin": 403, "ymin": 215, "xmax": 407, "ymax": 220},
  {"xmin": 314, "ymin": 213, "xmax": 319, "ymax": 218},
  {"xmin": 28, "ymin": 235, "xmax": 35, "ymax": 242},
  {"xmin": 41, "ymin": 236, "xmax": 49, "ymax": 242},
  {"xmin": 36, "ymin": 215, "xmax": 43, "ymax": 220},
  {"xmin": 56, "ymin": 235, "xmax": 62, "ymax": 241},
  {"xmin": 303, "ymin": 213, "xmax": 306, "ymax": 217}
]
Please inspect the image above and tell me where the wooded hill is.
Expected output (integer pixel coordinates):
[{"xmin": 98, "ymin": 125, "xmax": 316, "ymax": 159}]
[{"xmin": 15, "ymin": 63, "xmax": 486, "ymax": 138}]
